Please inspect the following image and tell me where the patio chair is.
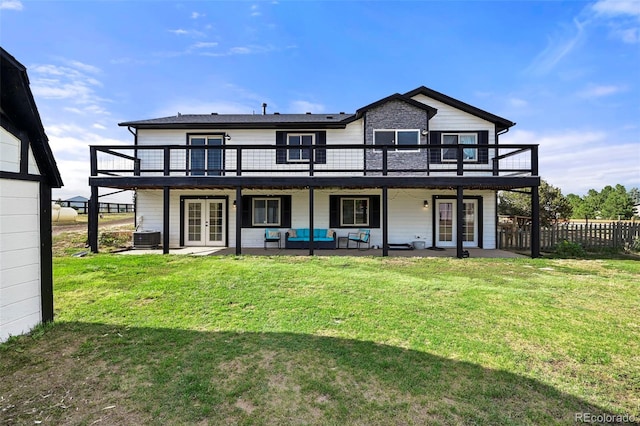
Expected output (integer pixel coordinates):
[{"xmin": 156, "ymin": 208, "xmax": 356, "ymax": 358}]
[
  {"xmin": 347, "ymin": 229, "xmax": 370, "ymax": 250},
  {"xmin": 264, "ymin": 228, "xmax": 281, "ymax": 249}
]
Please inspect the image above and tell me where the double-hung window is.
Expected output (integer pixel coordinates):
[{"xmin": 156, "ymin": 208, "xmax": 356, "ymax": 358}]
[
  {"xmin": 287, "ymin": 133, "xmax": 313, "ymax": 162},
  {"xmin": 341, "ymin": 198, "xmax": 369, "ymax": 226},
  {"xmin": 189, "ymin": 135, "xmax": 224, "ymax": 176},
  {"xmin": 374, "ymin": 130, "xmax": 420, "ymax": 151},
  {"xmin": 252, "ymin": 198, "xmax": 281, "ymax": 226},
  {"xmin": 442, "ymin": 133, "xmax": 477, "ymax": 162}
]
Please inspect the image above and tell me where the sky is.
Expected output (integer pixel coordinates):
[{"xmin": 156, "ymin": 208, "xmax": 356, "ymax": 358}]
[{"xmin": 1, "ymin": 0, "xmax": 638, "ymax": 202}]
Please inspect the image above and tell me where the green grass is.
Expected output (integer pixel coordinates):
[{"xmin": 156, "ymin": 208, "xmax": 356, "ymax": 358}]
[{"xmin": 2, "ymin": 255, "xmax": 639, "ymax": 425}]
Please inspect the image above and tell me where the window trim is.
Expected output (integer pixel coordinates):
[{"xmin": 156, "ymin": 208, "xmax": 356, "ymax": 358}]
[
  {"xmin": 340, "ymin": 197, "xmax": 369, "ymax": 227},
  {"xmin": 252, "ymin": 197, "xmax": 281, "ymax": 227},
  {"xmin": 373, "ymin": 129, "xmax": 420, "ymax": 152},
  {"xmin": 441, "ymin": 133, "xmax": 478, "ymax": 162},
  {"xmin": 186, "ymin": 133, "xmax": 226, "ymax": 176},
  {"xmin": 286, "ymin": 133, "xmax": 314, "ymax": 162}
]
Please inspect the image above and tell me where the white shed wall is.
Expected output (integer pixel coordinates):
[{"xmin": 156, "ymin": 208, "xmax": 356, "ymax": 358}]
[
  {"xmin": 0, "ymin": 127, "xmax": 20, "ymax": 173},
  {"xmin": 0, "ymin": 178, "xmax": 42, "ymax": 342}
]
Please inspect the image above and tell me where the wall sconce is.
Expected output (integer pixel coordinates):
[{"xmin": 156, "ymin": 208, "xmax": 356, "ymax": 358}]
[
  {"xmin": 421, "ymin": 129, "xmax": 428, "ymax": 136},
  {"xmin": 225, "ymin": 134, "xmax": 232, "ymax": 141},
  {"xmin": 423, "ymin": 200, "xmax": 429, "ymax": 209},
  {"xmin": 232, "ymin": 200, "xmax": 237, "ymax": 208}
]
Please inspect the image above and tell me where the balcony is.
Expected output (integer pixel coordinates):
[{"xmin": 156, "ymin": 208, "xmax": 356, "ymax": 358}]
[{"xmin": 90, "ymin": 143, "xmax": 539, "ymax": 190}]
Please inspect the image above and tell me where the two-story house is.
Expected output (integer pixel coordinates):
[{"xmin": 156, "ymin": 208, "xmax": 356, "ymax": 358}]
[{"xmin": 88, "ymin": 86, "xmax": 540, "ymax": 258}]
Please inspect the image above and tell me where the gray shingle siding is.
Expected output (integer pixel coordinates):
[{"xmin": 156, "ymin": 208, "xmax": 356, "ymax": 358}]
[{"xmin": 365, "ymin": 100, "xmax": 429, "ymax": 175}]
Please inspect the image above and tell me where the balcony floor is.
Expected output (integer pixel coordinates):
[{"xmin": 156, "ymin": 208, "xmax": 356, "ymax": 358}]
[{"xmin": 117, "ymin": 247, "xmax": 525, "ymax": 258}]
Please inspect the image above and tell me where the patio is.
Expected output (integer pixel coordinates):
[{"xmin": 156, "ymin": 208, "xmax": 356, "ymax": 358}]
[{"xmin": 119, "ymin": 247, "xmax": 525, "ymax": 258}]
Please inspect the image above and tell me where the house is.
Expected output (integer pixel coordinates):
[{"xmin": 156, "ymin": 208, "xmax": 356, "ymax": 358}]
[
  {"xmin": 88, "ymin": 86, "xmax": 540, "ymax": 258},
  {"xmin": 1, "ymin": 48, "xmax": 63, "ymax": 342}
]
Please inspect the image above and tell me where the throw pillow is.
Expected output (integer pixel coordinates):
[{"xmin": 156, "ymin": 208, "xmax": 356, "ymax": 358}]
[
  {"xmin": 326, "ymin": 229, "xmax": 334, "ymax": 238},
  {"xmin": 289, "ymin": 229, "xmax": 297, "ymax": 238},
  {"xmin": 359, "ymin": 232, "xmax": 368, "ymax": 241},
  {"xmin": 268, "ymin": 230, "xmax": 279, "ymax": 238}
]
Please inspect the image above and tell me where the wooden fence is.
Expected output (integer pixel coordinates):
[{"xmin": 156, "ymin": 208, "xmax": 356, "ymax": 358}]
[{"xmin": 498, "ymin": 222, "xmax": 640, "ymax": 251}]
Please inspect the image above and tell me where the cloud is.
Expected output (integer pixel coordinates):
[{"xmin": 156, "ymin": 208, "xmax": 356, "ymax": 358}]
[
  {"xmin": 525, "ymin": 18, "xmax": 588, "ymax": 75},
  {"xmin": 592, "ymin": 0, "xmax": 640, "ymax": 19},
  {"xmin": 168, "ymin": 28, "xmax": 206, "ymax": 37},
  {"xmin": 191, "ymin": 12, "xmax": 204, "ymax": 19},
  {"xmin": 577, "ymin": 84, "xmax": 625, "ymax": 98},
  {"xmin": 251, "ymin": 4, "xmax": 261, "ymax": 17},
  {"xmin": 503, "ymin": 129, "xmax": 639, "ymax": 195},
  {"xmin": 508, "ymin": 98, "xmax": 528, "ymax": 108},
  {"xmin": 0, "ymin": 0, "xmax": 23, "ymax": 10},
  {"xmin": 289, "ymin": 100, "xmax": 325, "ymax": 113}
]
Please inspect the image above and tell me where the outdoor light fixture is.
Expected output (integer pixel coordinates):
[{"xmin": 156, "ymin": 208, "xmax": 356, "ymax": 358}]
[
  {"xmin": 233, "ymin": 200, "xmax": 237, "ymax": 208},
  {"xmin": 423, "ymin": 200, "xmax": 429, "ymax": 208},
  {"xmin": 225, "ymin": 134, "xmax": 231, "ymax": 141},
  {"xmin": 421, "ymin": 129, "xmax": 428, "ymax": 136}
]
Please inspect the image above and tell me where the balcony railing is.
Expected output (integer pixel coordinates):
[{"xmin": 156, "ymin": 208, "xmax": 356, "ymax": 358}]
[{"xmin": 90, "ymin": 144, "xmax": 538, "ymax": 178}]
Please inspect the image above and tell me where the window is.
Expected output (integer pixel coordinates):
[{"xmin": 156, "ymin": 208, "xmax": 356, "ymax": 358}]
[
  {"xmin": 442, "ymin": 133, "xmax": 477, "ymax": 162},
  {"xmin": 189, "ymin": 135, "xmax": 224, "ymax": 176},
  {"xmin": 287, "ymin": 133, "xmax": 313, "ymax": 162},
  {"xmin": 374, "ymin": 130, "xmax": 420, "ymax": 151},
  {"xmin": 341, "ymin": 198, "xmax": 369, "ymax": 226},
  {"xmin": 252, "ymin": 198, "xmax": 281, "ymax": 226}
]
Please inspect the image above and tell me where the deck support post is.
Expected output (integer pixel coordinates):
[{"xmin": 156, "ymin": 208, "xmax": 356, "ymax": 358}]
[
  {"xmin": 382, "ymin": 186, "xmax": 388, "ymax": 257},
  {"xmin": 531, "ymin": 185, "xmax": 541, "ymax": 258},
  {"xmin": 309, "ymin": 187, "xmax": 314, "ymax": 256},
  {"xmin": 235, "ymin": 187, "xmax": 242, "ymax": 255},
  {"xmin": 163, "ymin": 186, "xmax": 170, "ymax": 254},
  {"xmin": 88, "ymin": 185, "xmax": 99, "ymax": 253},
  {"xmin": 456, "ymin": 186, "xmax": 464, "ymax": 259}
]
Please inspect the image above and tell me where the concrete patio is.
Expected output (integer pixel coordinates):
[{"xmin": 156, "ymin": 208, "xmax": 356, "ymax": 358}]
[{"xmin": 118, "ymin": 247, "xmax": 525, "ymax": 258}]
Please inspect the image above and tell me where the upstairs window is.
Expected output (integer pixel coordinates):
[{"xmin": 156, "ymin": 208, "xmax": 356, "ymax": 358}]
[
  {"xmin": 442, "ymin": 133, "xmax": 477, "ymax": 162},
  {"xmin": 374, "ymin": 130, "xmax": 420, "ymax": 151},
  {"xmin": 287, "ymin": 133, "xmax": 313, "ymax": 162}
]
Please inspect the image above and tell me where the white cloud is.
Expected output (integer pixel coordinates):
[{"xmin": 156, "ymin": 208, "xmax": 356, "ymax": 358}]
[
  {"xmin": 191, "ymin": 12, "xmax": 204, "ymax": 19},
  {"xmin": 0, "ymin": 0, "xmax": 23, "ymax": 10},
  {"xmin": 251, "ymin": 4, "xmax": 261, "ymax": 16},
  {"xmin": 525, "ymin": 18, "xmax": 587, "ymax": 75},
  {"xmin": 191, "ymin": 41, "xmax": 218, "ymax": 49},
  {"xmin": 154, "ymin": 100, "xmax": 254, "ymax": 117},
  {"xmin": 508, "ymin": 98, "xmax": 528, "ymax": 108},
  {"xmin": 503, "ymin": 129, "xmax": 640, "ymax": 195},
  {"xmin": 615, "ymin": 27, "xmax": 640, "ymax": 43},
  {"xmin": 578, "ymin": 83, "xmax": 625, "ymax": 98},
  {"xmin": 289, "ymin": 100, "xmax": 325, "ymax": 114},
  {"xmin": 169, "ymin": 29, "xmax": 189, "ymax": 35},
  {"xmin": 592, "ymin": 0, "xmax": 640, "ymax": 19},
  {"xmin": 168, "ymin": 28, "xmax": 205, "ymax": 37}
]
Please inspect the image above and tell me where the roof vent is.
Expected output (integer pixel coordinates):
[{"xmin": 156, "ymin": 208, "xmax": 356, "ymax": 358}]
[
  {"xmin": 306, "ymin": 112, "xmax": 311, "ymax": 115},
  {"xmin": 262, "ymin": 103, "xmax": 267, "ymax": 115},
  {"xmin": 177, "ymin": 112, "xmax": 181, "ymax": 117},
  {"xmin": 274, "ymin": 112, "xmax": 280, "ymax": 115},
  {"xmin": 339, "ymin": 112, "xmax": 345, "ymax": 114},
  {"xmin": 211, "ymin": 112, "xmax": 218, "ymax": 115},
  {"xmin": 326, "ymin": 116, "xmax": 333, "ymax": 119}
]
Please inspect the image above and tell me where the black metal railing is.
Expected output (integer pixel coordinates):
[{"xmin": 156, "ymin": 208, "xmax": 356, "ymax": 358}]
[{"xmin": 90, "ymin": 144, "xmax": 538, "ymax": 178}]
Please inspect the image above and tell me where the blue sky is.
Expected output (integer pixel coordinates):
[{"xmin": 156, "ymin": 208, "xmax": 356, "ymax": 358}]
[{"xmin": 1, "ymin": 0, "xmax": 638, "ymax": 202}]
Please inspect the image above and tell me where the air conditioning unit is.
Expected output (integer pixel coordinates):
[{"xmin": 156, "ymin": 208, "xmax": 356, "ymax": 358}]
[{"xmin": 133, "ymin": 231, "xmax": 161, "ymax": 249}]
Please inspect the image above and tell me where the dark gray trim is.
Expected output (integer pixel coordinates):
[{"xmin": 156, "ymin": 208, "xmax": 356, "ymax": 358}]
[
  {"xmin": 456, "ymin": 187, "xmax": 464, "ymax": 258},
  {"xmin": 89, "ymin": 187, "xmax": 99, "ymax": 253},
  {"xmin": 235, "ymin": 187, "xmax": 242, "ymax": 255},
  {"xmin": 39, "ymin": 183, "xmax": 53, "ymax": 323},
  {"xmin": 90, "ymin": 175, "xmax": 540, "ymax": 190},
  {"xmin": 531, "ymin": 186, "xmax": 540, "ymax": 258},
  {"xmin": 163, "ymin": 187, "xmax": 170, "ymax": 254},
  {"xmin": 0, "ymin": 170, "xmax": 42, "ymax": 181},
  {"xmin": 309, "ymin": 187, "xmax": 314, "ymax": 256},
  {"xmin": 382, "ymin": 186, "xmax": 388, "ymax": 256}
]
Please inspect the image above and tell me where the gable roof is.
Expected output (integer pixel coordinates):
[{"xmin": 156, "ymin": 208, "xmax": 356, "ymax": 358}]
[
  {"xmin": 404, "ymin": 86, "xmax": 515, "ymax": 132},
  {"xmin": 119, "ymin": 86, "xmax": 514, "ymax": 133},
  {"xmin": 1, "ymin": 47, "xmax": 63, "ymax": 187}
]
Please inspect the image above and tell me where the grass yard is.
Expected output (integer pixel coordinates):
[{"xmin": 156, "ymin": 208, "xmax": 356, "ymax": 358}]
[{"xmin": 2, "ymin": 255, "xmax": 639, "ymax": 425}]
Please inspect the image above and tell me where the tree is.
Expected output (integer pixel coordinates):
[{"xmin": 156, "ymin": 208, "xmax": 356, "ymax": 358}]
[
  {"xmin": 567, "ymin": 185, "xmax": 635, "ymax": 220},
  {"xmin": 499, "ymin": 179, "xmax": 572, "ymax": 226}
]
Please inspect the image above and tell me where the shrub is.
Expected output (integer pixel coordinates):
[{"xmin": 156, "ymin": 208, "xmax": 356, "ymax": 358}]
[{"xmin": 554, "ymin": 240, "xmax": 586, "ymax": 257}]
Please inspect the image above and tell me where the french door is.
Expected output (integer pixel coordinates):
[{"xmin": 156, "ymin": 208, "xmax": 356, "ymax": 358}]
[
  {"xmin": 436, "ymin": 200, "xmax": 478, "ymax": 247},
  {"xmin": 184, "ymin": 200, "xmax": 226, "ymax": 246}
]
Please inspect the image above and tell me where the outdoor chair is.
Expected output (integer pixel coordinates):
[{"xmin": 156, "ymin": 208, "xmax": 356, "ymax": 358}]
[
  {"xmin": 264, "ymin": 228, "xmax": 281, "ymax": 249},
  {"xmin": 347, "ymin": 229, "xmax": 371, "ymax": 250}
]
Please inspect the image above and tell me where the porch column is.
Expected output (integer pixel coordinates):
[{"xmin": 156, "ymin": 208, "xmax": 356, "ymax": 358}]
[
  {"xmin": 88, "ymin": 185, "xmax": 99, "ymax": 253},
  {"xmin": 531, "ymin": 185, "xmax": 541, "ymax": 258},
  {"xmin": 309, "ymin": 187, "xmax": 314, "ymax": 256},
  {"xmin": 235, "ymin": 187, "xmax": 242, "ymax": 255},
  {"xmin": 163, "ymin": 186, "xmax": 170, "ymax": 254},
  {"xmin": 382, "ymin": 186, "xmax": 388, "ymax": 257},
  {"xmin": 456, "ymin": 186, "xmax": 464, "ymax": 259}
]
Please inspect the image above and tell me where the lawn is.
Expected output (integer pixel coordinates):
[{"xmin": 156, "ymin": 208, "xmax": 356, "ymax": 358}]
[{"xmin": 2, "ymin": 255, "xmax": 639, "ymax": 425}]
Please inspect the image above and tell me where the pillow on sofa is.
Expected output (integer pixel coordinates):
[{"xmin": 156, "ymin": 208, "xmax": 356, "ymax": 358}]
[
  {"xmin": 267, "ymin": 230, "xmax": 280, "ymax": 238},
  {"xmin": 288, "ymin": 229, "xmax": 297, "ymax": 238},
  {"xmin": 326, "ymin": 229, "xmax": 334, "ymax": 238}
]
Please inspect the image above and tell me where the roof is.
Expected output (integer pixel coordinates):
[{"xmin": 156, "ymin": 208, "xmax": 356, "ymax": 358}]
[
  {"xmin": 404, "ymin": 86, "xmax": 515, "ymax": 132},
  {"xmin": 1, "ymin": 47, "xmax": 63, "ymax": 187},
  {"xmin": 119, "ymin": 85, "xmax": 515, "ymax": 132},
  {"xmin": 119, "ymin": 112, "xmax": 356, "ymax": 129}
]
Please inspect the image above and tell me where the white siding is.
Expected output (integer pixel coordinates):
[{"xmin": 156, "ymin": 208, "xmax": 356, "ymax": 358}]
[
  {"xmin": 0, "ymin": 179, "xmax": 41, "ymax": 342},
  {"xmin": 0, "ymin": 127, "xmax": 21, "ymax": 173},
  {"xmin": 134, "ymin": 188, "xmax": 497, "ymax": 249},
  {"xmin": 28, "ymin": 144, "xmax": 40, "ymax": 175},
  {"xmin": 135, "ymin": 121, "xmax": 364, "ymax": 178}
]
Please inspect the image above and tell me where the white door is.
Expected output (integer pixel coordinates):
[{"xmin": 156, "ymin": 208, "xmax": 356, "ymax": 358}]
[
  {"xmin": 185, "ymin": 200, "xmax": 226, "ymax": 246},
  {"xmin": 436, "ymin": 200, "xmax": 478, "ymax": 247}
]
